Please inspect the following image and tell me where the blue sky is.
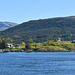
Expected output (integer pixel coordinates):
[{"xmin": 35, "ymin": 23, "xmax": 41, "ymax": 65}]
[{"xmin": 0, "ymin": 0, "xmax": 75, "ymax": 23}]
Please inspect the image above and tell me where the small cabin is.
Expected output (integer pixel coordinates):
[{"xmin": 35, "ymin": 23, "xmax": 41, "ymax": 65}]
[
  {"xmin": 7, "ymin": 42, "xmax": 14, "ymax": 47},
  {"xmin": 56, "ymin": 38, "xmax": 61, "ymax": 41}
]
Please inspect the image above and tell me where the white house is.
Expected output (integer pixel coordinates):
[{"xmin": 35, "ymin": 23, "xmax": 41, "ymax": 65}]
[
  {"xmin": 56, "ymin": 38, "xmax": 61, "ymax": 41},
  {"xmin": 7, "ymin": 42, "xmax": 14, "ymax": 47},
  {"xmin": 72, "ymin": 40, "xmax": 75, "ymax": 43}
]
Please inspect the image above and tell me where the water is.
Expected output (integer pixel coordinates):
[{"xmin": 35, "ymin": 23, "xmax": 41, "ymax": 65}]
[{"xmin": 0, "ymin": 52, "xmax": 75, "ymax": 75}]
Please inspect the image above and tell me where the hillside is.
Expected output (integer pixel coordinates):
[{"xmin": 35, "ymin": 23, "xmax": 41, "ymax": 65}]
[
  {"xmin": 0, "ymin": 16, "xmax": 75, "ymax": 43},
  {"xmin": 0, "ymin": 22, "xmax": 18, "ymax": 31}
]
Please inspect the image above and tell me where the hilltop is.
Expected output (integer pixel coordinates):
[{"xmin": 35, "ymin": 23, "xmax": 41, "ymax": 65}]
[{"xmin": 0, "ymin": 22, "xmax": 18, "ymax": 31}]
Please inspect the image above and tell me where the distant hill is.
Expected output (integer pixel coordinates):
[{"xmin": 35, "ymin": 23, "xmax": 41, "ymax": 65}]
[
  {"xmin": 0, "ymin": 22, "xmax": 18, "ymax": 31},
  {"xmin": 0, "ymin": 16, "xmax": 75, "ymax": 43}
]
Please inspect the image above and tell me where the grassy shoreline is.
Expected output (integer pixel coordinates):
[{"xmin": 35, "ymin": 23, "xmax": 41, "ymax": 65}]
[{"xmin": 1, "ymin": 41, "xmax": 75, "ymax": 52}]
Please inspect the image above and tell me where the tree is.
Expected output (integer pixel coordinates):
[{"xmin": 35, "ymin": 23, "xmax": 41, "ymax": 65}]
[
  {"xmin": 25, "ymin": 43, "xmax": 31, "ymax": 49},
  {"xmin": 22, "ymin": 41, "xmax": 25, "ymax": 45},
  {"xmin": 0, "ymin": 38, "xmax": 7, "ymax": 49},
  {"xmin": 1, "ymin": 39, "xmax": 7, "ymax": 49},
  {"xmin": 6, "ymin": 37, "xmax": 13, "ymax": 43},
  {"xmin": 28, "ymin": 38, "xmax": 33, "ymax": 43},
  {"xmin": 34, "ymin": 44, "xmax": 37, "ymax": 48}
]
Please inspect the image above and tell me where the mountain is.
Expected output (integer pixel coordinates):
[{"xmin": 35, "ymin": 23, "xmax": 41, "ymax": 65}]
[
  {"xmin": 0, "ymin": 22, "xmax": 18, "ymax": 31},
  {"xmin": 0, "ymin": 16, "xmax": 75, "ymax": 43}
]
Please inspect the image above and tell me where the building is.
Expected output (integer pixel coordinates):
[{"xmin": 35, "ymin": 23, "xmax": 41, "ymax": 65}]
[
  {"xmin": 56, "ymin": 38, "xmax": 61, "ymax": 41},
  {"xmin": 7, "ymin": 42, "xmax": 14, "ymax": 47},
  {"xmin": 72, "ymin": 40, "xmax": 75, "ymax": 43}
]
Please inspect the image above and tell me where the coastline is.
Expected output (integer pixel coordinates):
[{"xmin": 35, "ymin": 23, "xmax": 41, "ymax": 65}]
[{"xmin": 0, "ymin": 49, "xmax": 75, "ymax": 52}]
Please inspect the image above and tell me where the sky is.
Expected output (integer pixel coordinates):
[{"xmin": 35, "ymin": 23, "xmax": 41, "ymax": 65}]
[{"xmin": 0, "ymin": 0, "xmax": 75, "ymax": 24}]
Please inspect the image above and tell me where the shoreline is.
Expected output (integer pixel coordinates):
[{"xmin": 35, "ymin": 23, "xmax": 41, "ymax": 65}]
[{"xmin": 0, "ymin": 49, "xmax": 75, "ymax": 52}]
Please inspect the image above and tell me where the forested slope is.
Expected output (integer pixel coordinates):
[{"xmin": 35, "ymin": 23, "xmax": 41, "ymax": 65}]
[{"xmin": 0, "ymin": 16, "xmax": 75, "ymax": 43}]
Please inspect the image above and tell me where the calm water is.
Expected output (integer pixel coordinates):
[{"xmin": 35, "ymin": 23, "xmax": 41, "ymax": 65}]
[{"xmin": 0, "ymin": 52, "xmax": 75, "ymax": 75}]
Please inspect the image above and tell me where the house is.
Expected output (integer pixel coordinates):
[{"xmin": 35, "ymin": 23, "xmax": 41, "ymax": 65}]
[
  {"xmin": 7, "ymin": 42, "xmax": 14, "ymax": 47},
  {"xmin": 72, "ymin": 40, "xmax": 75, "ymax": 43},
  {"xmin": 56, "ymin": 38, "xmax": 61, "ymax": 41}
]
